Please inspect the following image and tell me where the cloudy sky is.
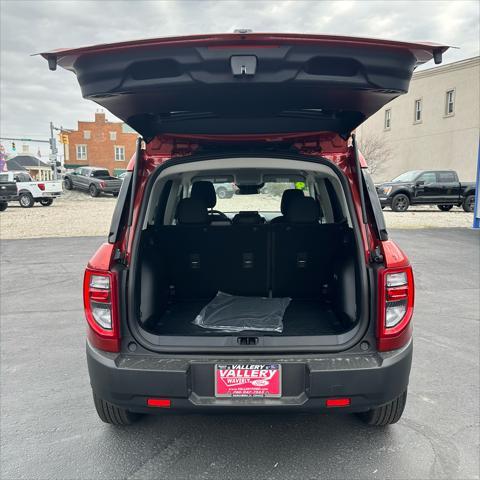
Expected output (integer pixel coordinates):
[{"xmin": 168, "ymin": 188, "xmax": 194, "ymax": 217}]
[{"xmin": 1, "ymin": 0, "xmax": 479, "ymax": 158}]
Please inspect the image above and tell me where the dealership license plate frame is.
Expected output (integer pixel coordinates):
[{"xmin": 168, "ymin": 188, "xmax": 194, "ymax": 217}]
[{"xmin": 215, "ymin": 363, "xmax": 282, "ymax": 398}]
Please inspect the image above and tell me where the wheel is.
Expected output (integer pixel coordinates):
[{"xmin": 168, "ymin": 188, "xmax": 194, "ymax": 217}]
[
  {"xmin": 89, "ymin": 184, "xmax": 100, "ymax": 197},
  {"xmin": 391, "ymin": 193, "xmax": 410, "ymax": 212},
  {"xmin": 216, "ymin": 187, "xmax": 228, "ymax": 199},
  {"xmin": 0, "ymin": 202, "xmax": 7, "ymax": 212},
  {"xmin": 19, "ymin": 192, "xmax": 34, "ymax": 208},
  {"xmin": 40, "ymin": 198, "xmax": 53, "ymax": 206},
  {"xmin": 92, "ymin": 392, "xmax": 140, "ymax": 426},
  {"xmin": 462, "ymin": 194, "xmax": 475, "ymax": 213},
  {"xmin": 357, "ymin": 390, "xmax": 407, "ymax": 426},
  {"xmin": 437, "ymin": 204, "xmax": 453, "ymax": 212},
  {"xmin": 64, "ymin": 178, "xmax": 73, "ymax": 190}
]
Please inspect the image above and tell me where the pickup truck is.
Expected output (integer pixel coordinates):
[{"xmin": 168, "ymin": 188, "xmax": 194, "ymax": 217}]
[
  {"xmin": 0, "ymin": 172, "xmax": 18, "ymax": 211},
  {"xmin": 375, "ymin": 170, "xmax": 476, "ymax": 212},
  {"xmin": 2, "ymin": 171, "xmax": 63, "ymax": 208},
  {"xmin": 64, "ymin": 167, "xmax": 122, "ymax": 197}
]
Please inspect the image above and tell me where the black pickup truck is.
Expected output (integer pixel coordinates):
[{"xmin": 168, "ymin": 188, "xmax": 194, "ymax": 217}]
[
  {"xmin": 64, "ymin": 167, "xmax": 122, "ymax": 197},
  {"xmin": 376, "ymin": 170, "xmax": 476, "ymax": 212},
  {"xmin": 0, "ymin": 172, "xmax": 18, "ymax": 211}
]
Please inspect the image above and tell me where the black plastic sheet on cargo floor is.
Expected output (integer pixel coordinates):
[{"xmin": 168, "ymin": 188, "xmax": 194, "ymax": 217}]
[{"xmin": 193, "ymin": 292, "xmax": 291, "ymax": 333}]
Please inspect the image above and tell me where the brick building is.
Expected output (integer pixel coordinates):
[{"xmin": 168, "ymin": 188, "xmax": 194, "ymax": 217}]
[{"xmin": 63, "ymin": 112, "xmax": 138, "ymax": 175}]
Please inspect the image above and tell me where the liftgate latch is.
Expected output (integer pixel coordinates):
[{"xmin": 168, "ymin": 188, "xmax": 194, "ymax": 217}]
[{"xmin": 231, "ymin": 56, "xmax": 257, "ymax": 76}]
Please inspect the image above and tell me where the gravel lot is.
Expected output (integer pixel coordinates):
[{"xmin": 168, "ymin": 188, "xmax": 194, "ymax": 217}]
[
  {"xmin": 0, "ymin": 190, "xmax": 475, "ymax": 239},
  {"xmin": 1, "ymin": 230, "xmax": 478, "ymax": 479}
]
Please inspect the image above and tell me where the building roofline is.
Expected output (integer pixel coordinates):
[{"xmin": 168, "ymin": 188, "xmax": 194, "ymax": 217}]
[{"xmin": 413, "ymin": 56, "xmax": 480, "ymax": 80}]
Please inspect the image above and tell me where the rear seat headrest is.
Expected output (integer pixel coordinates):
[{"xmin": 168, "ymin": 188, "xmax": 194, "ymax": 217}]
[
  {"xmin": 232, "ymin": 211, "xmax": 265, "ymax": 225},
  {"xmin": 175, "ymin": 198, "xmax": 209, "ymax": 225},
  {"xmin": 191, "ymin": 181, "xmax": 216, "ymax": 208},
  {"xmin": 285, "ymin": 196, "xmax": 320, "ymax": 223},
  {"xmin": 280, "ymin": 189, "xmax": 304, "ymax": 215}
]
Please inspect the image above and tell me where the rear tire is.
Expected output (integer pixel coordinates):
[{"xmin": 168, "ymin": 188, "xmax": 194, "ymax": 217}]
[
  {"xmin": 391, "ymin": 193, "xmax": 410, "ymax": 212},
  {"xmin": 40, "ymin": 198, "xmax": 53, "ymax": 206},
  {"xmin": 437, "ymin": 204, "xmax": 453, "ymax": 212},
  {"xmin": 0, "ymin": 202, "xmax": 7, "ymax": 212},
  {"xmin": 64, "ymin": 178, "xmax": 73, "ymax": 190},
  {"xmin": 92, "ymin": 392, "xmax": 140, "ymax": 426},
  {"xmin": 89, "ymin": 184, "xmax": 100, "ymax": 197},
  {"xmin": 462, "ymin": 194, "xmax": 475, "ymax": 213},
  {"xmin": 357, "ymin": 390, "xmax": 407, "ymax": 426},
  {"xmin": 19, "ymin": 192, "xmax": 34, "ymax": 208}
]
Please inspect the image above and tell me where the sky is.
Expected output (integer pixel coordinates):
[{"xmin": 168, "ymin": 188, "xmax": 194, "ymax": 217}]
[{"xmin": 1, "ymin": 0, "xmax": 479, "ymax": 159}]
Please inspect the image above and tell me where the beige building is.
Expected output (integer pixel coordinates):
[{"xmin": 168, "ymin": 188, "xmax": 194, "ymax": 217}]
[{"xmin": 357, "ymin": 56, "xmax": 480, "ymax": 182}]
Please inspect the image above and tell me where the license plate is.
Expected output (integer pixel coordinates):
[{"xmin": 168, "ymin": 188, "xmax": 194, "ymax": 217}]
[{"xmin": 215, "ymin": 364, "xmax": 281, "ymax": 398}]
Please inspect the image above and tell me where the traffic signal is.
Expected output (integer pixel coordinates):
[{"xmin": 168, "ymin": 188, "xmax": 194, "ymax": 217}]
[
  {"xmin": 11, "ymin": 142, "xmax": 16, "ymax": 151},
  {"xmin": 59, "ymin": 133, "xmax": 69, "ymax": 144}
]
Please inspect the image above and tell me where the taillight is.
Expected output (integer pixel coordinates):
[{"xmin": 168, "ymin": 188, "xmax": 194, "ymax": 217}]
[
  {"xmin": 83, "ymin": 268, "xmax": 120, "ymax": 352},
  {"xmin": 38, "ymin": 183, "xmax": 45, "ymax": 191},
  {"xmin": 377, "ymin": 266, "xmax": 414, "ymax": 352}
]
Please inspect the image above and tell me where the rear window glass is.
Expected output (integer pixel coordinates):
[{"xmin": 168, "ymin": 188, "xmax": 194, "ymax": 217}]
[
  {"xmin": 0, "ymin": 174, "xmax": 9, "ymax": 182},
  {"xmin": 192, "ymin": 180, "xmax": 309, "ymax": 212},
  {"xmin": 92, "ymin": 170, "xmax": 110, "ymax": 178}
]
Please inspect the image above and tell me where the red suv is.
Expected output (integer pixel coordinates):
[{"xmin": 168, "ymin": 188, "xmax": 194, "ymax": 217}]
[{"xmin": 43, "ymin": 34, "xmax": 448, "ymax": 426}]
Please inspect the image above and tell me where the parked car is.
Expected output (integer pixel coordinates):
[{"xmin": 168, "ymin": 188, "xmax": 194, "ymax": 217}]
[
  {"xmin": 43, "ymin": 33, "xmax": 450, "ymax": 427},
  {"xmin": 0, "ymin": 172, "xmax": 18, "ymax": 211},
  {"xmin": 1, "ymin": 171, "xmax": 63, "ymax": 208},
  {"xmin": 375, "ymin": 170, "xmax": 476, "ymax": 212},
  {"xmin": 64, "ymin": 167, "xmax": 123, "ymax": 197}
]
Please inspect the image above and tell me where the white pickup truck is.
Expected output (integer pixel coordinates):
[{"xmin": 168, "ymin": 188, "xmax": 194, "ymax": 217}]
[{"xmin": 5, "ymin": 171, "xmax": 63, "ymax": 208}]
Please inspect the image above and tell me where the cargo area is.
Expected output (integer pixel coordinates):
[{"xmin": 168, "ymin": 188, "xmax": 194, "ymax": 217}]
[{"xmin": 130, "ymin": 157, "xmax": 365, "ymax": 348}]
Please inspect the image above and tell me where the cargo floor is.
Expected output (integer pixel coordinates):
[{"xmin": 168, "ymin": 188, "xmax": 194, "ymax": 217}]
[{"xmin": 143, "ymin": 299, "xmax": 350, "ymax": 336}]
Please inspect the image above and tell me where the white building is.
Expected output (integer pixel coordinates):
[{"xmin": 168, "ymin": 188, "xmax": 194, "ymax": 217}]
[{"xmin": 357, "ymin": 56, "xmax": 480, "ymax": 182}]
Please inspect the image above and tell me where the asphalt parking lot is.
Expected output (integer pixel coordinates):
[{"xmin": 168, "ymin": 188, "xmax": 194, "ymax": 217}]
[{"xmin": 1, "ymin": 229, "xmax": 479, "ymax": 480}]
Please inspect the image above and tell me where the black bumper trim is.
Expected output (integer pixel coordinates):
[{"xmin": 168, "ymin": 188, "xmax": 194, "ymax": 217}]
[{"xmin": 87, "ymin": 340, "xmax": 412, "ymax": 413}]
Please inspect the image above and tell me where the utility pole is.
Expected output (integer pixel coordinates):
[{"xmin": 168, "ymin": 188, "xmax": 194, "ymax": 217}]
[{"xmin": 49, "ymin": 121, "xmax": 58, "ymax": 180}]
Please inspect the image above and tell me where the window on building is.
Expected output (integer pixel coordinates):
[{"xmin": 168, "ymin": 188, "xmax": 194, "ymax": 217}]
[
  {"xmin": 445, "ymin": 90, "xmax": 455, "ymax": 116},
  {"xmin": 109, "ymin": 131, "xmax": 117, "ymax": 141},
  {"xmin": 83, "ymin": 130, "xmax": 91, "ymax": 140},
  {"xmin": 414, "ymin": 99, "xmax": 422, "ymax": 123},
  {"xmin": 76, "ymin": 145, "xmax": 87, "ymax": 161},
  {"xmin": 384, "ymin": 109, "xmax": 391, "ymax": 130},
  {"xmin": 114, "ymin": 145, "xmax": 125, "ymax": 161},
  {"xmin": 438, "ymin": 171, "xmax": 456, "ymax": 182}
]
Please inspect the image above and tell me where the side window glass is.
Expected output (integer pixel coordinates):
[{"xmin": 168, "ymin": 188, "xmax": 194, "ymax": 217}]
[
  {"xmin": 438, "ymin": 172, "xmax": 456, "ymax": 182},
  {"xmin": 418, "ymin": 172, "xmax": 436, "ymax": 183}
]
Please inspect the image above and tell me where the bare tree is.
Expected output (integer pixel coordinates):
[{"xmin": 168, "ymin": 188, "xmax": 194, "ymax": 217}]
[{"xmin": 357, "ymin": 134, "xmax": 392, "ymax": 179}]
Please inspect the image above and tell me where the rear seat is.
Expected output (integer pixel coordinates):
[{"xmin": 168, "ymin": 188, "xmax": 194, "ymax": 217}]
[
  {"xmin": 159, "ymin": 198, "xmax": 269, "ymax": 299},
  {"xmin": 161, "ymin": 198, "xmax": 217, "ymax": 299},
  {"xmin": 158, "ymin": 196, "xmax": 346, "ymax": 300},
  {"xmin": 271, "ymin": 196, "xmax": 343, "ymax": 298}
]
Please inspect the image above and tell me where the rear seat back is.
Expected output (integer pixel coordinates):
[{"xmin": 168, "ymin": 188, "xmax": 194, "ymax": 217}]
[
  {"xmin": 157, "ymin": 196, "xmax": 347, "ymax": 300},
  {"xmin": 272, "ymin": 196, "xmax": 343, "ymax": 298},
  {"xmin": 160, "ymin": 198, "xmax": 216, "ymax": 299},
  {"xmin": 214, "ymin": 225, "xmax": 269, "ymax": 296},
  {"xmin": 271, "ymin": 223, "xmax": 343, "ymax": 298}
]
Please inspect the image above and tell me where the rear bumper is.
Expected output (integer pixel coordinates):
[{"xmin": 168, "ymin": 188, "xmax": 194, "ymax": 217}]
[
  {"xmin": 87, "ymin": 340, "xmax": 413, "ymax": 414},
  {"xmin": 35, "ymin": 192, "xmax": 62, "ymax": 199},
  {"xmin": 100, "ymin": 185, "xmax": 121, "ymax": 193}
]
